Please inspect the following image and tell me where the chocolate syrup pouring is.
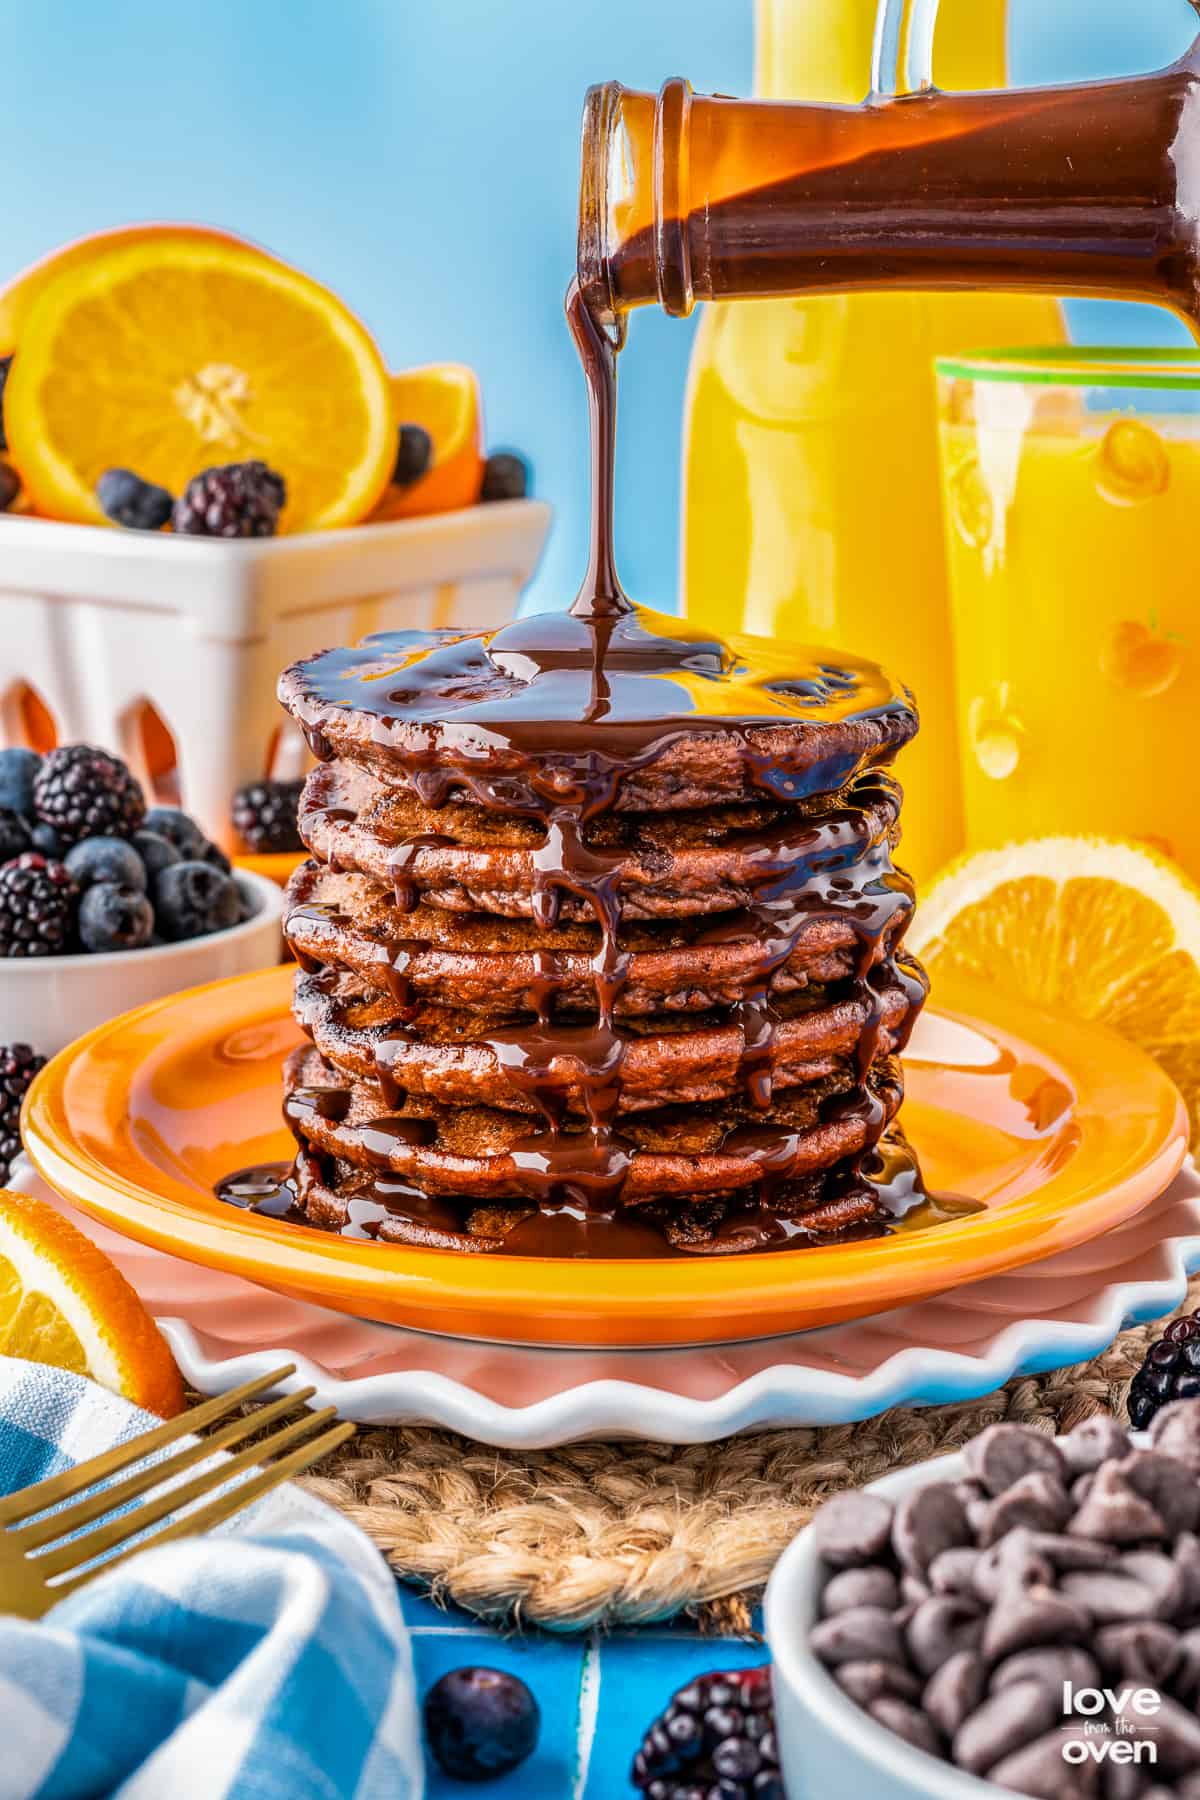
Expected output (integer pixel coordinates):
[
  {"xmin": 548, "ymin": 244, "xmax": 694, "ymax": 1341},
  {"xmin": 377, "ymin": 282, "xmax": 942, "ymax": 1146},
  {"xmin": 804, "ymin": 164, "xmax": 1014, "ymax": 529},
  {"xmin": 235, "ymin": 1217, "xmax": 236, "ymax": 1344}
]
[{"xmin": 236, "ymin": 13, "xmax": 1200, "ymax": 1248}]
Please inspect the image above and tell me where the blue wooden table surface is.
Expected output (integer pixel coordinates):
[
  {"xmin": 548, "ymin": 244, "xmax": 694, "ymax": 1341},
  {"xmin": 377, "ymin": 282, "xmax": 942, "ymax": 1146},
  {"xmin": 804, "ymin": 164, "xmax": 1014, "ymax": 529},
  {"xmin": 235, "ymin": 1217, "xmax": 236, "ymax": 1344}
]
[{"xmin": 399, "ymin": 1585, "xmax": 767, "ymax": 1798}]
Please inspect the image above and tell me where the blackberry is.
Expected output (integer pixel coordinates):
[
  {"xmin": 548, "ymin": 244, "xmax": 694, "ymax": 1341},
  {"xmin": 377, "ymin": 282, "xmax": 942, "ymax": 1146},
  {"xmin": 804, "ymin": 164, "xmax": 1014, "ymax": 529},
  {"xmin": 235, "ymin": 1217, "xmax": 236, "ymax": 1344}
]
[
  {"xmin": 0, "ymin": 855, "xmax": 78, "ymax": 956},
  {"xmin": 0, "ymin": 808, "xmax": 32, "ymax": 863},
  {"xmin": 232, "ymin": 778, "xmax": 304, "ymax": 854},
  {"xmin": 172, "ymin": 460, "xmax": 286, "ymax": 538},
  {"xmin": 1128, "ymin": 1311, "xmax": 1200, "ymax": 1428},
  {"xmin": 393, "ymin": 423, "xmax": 433, "ymax": 488},
  {"xmin": 423, "ymin": 1667, "xmax": 539, "ymax": 1781},
  {"xmin": 96, "ymin": 467, "xmax": 174, "ymax": 532},
  {"xmin": 632, "ymin": 1666, "xmax": 783, "ymax": 1800},
  {"xmin": 0, "ymin": 1043, "xmax": 46, "ymax": 1183},
  {"xmin": 33, "ymin": 744, "xmax": 146, "ymax": 845},
  {"xmin": 0, "ymin": 354, "xmax": 10, "ymax": 451},
  {"xmin": 480, "ymin": 450, "xmax": 529, "ymax": 502}
]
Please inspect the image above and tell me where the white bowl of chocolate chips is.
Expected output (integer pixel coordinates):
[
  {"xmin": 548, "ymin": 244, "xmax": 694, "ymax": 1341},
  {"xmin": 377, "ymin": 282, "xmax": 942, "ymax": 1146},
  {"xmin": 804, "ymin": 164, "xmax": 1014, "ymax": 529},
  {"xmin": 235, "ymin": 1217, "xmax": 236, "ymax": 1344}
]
[{"xmin": 765, "ymin": 1405, "xmax": 1200, "ymax": 1799}]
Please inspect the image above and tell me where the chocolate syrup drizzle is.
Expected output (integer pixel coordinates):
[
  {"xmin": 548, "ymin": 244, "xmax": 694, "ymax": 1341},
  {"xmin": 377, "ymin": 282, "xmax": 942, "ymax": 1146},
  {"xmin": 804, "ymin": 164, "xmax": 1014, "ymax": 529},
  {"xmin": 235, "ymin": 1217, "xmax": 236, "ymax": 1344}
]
[{"xmin": 237, "ymin": 280, "xmax": 933, "ymax": 1255}]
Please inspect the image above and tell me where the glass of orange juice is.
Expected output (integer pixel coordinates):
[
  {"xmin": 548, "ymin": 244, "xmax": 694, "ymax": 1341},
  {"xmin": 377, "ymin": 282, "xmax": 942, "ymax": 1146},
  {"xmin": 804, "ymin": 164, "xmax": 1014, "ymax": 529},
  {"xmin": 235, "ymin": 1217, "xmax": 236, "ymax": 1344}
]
[{"xmin": 935, "ymin": 348, "xmax": 1200, "ymax": 875}]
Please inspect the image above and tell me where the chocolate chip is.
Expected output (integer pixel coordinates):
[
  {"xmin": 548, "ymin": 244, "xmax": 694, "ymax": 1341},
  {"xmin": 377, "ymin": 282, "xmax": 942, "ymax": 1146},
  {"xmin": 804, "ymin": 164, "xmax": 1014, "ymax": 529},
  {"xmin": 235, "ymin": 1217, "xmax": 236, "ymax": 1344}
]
[
  {"xmin": 1062, "ymin": 1414, "xmax": 1132, "ymax": 1475},
  {"xmin": 923, "ymin": 1650, "xmax": 986, "ymax": 1740},
  {"xmin": 1123, "ymin": 1550, "xmax": 1186, "ymax": 1620},
  {"xmin": 964, "ymin": 1423, "xmax": 1067, "ymax": 1497},
  {"xmin": 1174, "ymin": 1626, "xmax": 1200, "ymax": 1702},
  {"xmin": 1095, "ymin": 1619, "xmax": 1180, "ymax": 1687},
  {"xmin": 906, "ymin": 1595, "xmax": 985, "ymax": 1676},
  {"xmin": 928, "ymin": 1547, "xmax": 981, "ymax": 1595},
  {"xmin": 1150, "ymin": 1694, "xmax": 1200, "ymax": 1776},
  {"xmin": 892, "ymin": 1481, "xmax": 972, "ymax": 1577},
  {"xmin": 866, "ymin": 1697, "xmax": 943, "ymax": 1760},
  {"xmin": 983, "ymin": 1583, "xmax": 1092, "ymax": 1660},
  {"xmin": 1060, "ymin": 1568, "xmax": 1155, "ymax": 1623},
  {"xmin": 813, "ymin": 1490, "xmax": 893, "ymax": 1568},
  {"xmin": 1150, "ymin": 1400, "xmax": 1200, "ymax": 1474},
  {"xmin": 1026, "ymin": 1532, "xmax": 1112, "ymax": 1572},
  {"xmin": 990, "ymin": 1646, "xmax": 1100, "ymax": 1695},
  {"xmin": 1073, "ymin": 1470, "xmax": 1097, "ymax": 1508},
  {"xmin": 990, "ymin": 1726, "xmax": 1103, "ymax": 1797},
  {"xmin": 973, "ymin": 1528, "xmax": 1055, "ymax": 1603},
  {"xmin": 901, "ymin": 1573, "xmax": 932, "ymax": 1607},
  {"xmin": 821, "ymin": 1566, "xmax": 899, "ymax": 1615},
  {"xmin": 1070, "ymin": 1462, "xmax": 1168, "ymax": 1544},
  {"xmin": 1121, "ymin": 1449, "xmax": 1200, "ymax": 1537},
  {"xmin": 833, "ymin": 1660, "xmax": 923, "ymax": 1708},
  {"xmin": 977, "ymin": 1470, "xmax": 1073, "ymax": 1546},
  {"xmin": 810, "ymin": 1604, "xmax": 905, "ymax": 1667},
  {"xmin": 1174, "ymin": 1533, "xmax": 1200, "ymax": 1623},
  {"xmin": 952, "ymin": 1678, "xmax": 1061, "ymax": 1777}
]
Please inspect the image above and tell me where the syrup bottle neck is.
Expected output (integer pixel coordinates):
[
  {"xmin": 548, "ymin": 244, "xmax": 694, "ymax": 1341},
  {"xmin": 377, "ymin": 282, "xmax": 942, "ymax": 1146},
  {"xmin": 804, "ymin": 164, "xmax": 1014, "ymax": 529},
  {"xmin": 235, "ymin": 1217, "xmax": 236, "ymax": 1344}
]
[{"xmin": 577, "ymin": 53, "xmax": 1200, "ymax": 334}]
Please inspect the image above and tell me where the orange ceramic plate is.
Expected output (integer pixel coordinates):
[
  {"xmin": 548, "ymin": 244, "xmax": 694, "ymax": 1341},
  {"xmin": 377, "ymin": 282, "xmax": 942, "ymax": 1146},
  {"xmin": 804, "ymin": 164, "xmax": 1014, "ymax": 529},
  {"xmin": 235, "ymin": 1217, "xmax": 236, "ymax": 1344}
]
[{"xmin": 22, "ymin": 965, "xmax": 1187, "ymax": 1348}]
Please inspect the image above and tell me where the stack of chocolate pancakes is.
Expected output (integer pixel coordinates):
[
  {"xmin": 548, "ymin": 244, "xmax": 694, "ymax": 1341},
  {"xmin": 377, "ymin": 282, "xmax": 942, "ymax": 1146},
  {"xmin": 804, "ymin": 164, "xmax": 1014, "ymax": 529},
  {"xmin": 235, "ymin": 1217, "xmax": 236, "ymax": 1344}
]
[{"xmin": 275, "ymin": 602, "xmax": 930, "ymax": 1258}]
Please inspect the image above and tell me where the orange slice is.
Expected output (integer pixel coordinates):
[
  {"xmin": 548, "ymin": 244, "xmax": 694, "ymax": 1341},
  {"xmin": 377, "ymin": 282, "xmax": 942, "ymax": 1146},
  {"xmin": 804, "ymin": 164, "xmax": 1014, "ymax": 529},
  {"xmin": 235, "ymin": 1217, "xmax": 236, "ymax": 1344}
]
[
  {"xmin": 0, "ymin": 1190, "xmax": 183, "ymax": 1416},
  {"xmin": 0, "ymin": 223, "xmax": 261, "ymax": 355},
  {"xmin": 5, "ymin": 234, "xmax": 395, "ymax": 532},
  {"xmin": 909, "ymin": 836, "xmax": 1200, "ymax": 1142},
  {"xmin": 369, "ymin": 363, "xmax": 484, "ymax": 520}
]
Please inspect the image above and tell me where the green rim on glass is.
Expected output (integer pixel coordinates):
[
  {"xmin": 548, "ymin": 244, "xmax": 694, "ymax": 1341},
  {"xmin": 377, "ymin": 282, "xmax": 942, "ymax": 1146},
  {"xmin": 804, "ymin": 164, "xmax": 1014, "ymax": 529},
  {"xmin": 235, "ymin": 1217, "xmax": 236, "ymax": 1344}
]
[{"xmin": 935, "ymin": 346, "xmax": 1200, "ymax": 390}]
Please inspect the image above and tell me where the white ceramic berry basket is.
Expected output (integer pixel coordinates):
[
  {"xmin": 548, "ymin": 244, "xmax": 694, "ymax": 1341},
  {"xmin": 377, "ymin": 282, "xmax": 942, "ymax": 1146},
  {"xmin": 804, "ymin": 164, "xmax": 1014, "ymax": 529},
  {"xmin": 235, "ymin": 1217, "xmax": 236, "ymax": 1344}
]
[
  {"xmin": 0, "ymin": 866, "xmax": 282, "ymax": 1056},
  {"xmin": 763, "ymin": 1438, "xmax": 1148, "ymax": 1800},
  {"xmin": 0, "ymin": 499, "xmax": 551, "ymax": 852}
]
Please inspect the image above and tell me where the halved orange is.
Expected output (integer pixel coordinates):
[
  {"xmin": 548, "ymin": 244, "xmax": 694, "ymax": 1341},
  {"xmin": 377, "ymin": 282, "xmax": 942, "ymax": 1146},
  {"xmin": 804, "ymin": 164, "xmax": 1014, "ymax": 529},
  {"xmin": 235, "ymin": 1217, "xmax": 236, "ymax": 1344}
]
[
  {"xmin": 0, "ymin": 223, "xmax": 261, "ymax": 355},
  {"xmin": 0, "ymin": 1190, "xmax": 183, "ymax": 1416},
  {"xmin": 5, "ymin": 233, "xmax": 396, "ymax": 532},
  {"xmin": 909, "ymin": 836, "xmax": 1200, "ymax": 1143},
  {"xmin": 369, "ymin": 363, "xmax": 484, "ymax": 520}
]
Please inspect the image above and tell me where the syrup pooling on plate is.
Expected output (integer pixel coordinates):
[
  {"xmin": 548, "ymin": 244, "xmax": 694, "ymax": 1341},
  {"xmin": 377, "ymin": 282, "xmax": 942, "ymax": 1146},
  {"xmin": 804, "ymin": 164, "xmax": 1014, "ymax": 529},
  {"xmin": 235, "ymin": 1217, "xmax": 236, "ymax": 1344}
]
[{"xmin": 268, "ymin": 277, "xmax": 928, "ymax": 1253}]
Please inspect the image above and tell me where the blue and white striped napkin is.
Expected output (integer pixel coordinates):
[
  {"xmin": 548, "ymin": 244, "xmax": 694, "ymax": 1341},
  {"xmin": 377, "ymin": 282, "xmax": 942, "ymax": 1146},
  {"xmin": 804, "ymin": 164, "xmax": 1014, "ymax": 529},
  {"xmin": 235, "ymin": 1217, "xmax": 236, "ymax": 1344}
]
[{"xmin": 0, "ymin": 1359, "xmax": 423, "ymax": 1800}]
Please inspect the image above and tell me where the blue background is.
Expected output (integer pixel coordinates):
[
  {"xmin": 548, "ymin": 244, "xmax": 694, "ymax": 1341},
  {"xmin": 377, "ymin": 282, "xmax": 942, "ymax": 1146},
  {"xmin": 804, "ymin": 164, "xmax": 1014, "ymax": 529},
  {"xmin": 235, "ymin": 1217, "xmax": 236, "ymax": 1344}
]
[{"xmin": 0, "ymin": 0, "xmax": 1194, "ymax": 613}]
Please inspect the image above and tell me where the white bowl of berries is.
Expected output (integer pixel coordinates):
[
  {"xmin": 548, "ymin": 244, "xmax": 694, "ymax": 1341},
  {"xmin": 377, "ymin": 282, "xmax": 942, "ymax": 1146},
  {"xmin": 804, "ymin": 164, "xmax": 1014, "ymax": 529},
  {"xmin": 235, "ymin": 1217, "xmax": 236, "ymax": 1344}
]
[{"xmin": 0, "ymin": 743, "xmax": 283, "ymax": 1058}]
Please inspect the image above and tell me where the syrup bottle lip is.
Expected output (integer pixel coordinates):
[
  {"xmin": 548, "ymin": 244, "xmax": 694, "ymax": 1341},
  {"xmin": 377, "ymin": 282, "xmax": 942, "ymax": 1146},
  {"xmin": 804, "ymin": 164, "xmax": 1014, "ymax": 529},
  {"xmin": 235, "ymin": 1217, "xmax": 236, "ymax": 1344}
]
[
  {"xmin": 577, "ymin": 80, "xmax": 625, "ymax": 326},
  {"xmin": 576, "ymin": 78, "xmax": 696, "ymax": 325}
]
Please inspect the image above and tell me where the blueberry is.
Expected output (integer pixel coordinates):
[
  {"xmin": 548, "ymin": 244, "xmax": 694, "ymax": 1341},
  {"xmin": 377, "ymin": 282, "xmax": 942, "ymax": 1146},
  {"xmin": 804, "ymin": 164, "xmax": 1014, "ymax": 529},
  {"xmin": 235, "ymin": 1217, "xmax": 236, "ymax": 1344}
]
[
  {"xmin": 480, "ymin": 451, "xmax": 529, "ymax": 502},
  {"xmin": 144, "ymin": 806, "xmax": 207, "ymax": 861},
  {"xmin": 0, "ymin": 748, "xmax": 40, "ymax": 819},
  {"xmin": 131, "ymin": 830, "xmax": 180, "ymax": 881},
  {"xmin": 154, "ymin": 860, "xmax": 241, "ymax": 941},
  {"xmin": 393, "ymin": 423, "xmax": 433, "ymax": 488},
  {"xmin": 200, "ymin": 838, "xmax": 233, "ymax": 874},
  {"xmin": 423, "ymin": 1667, "xmax": 540, "ymax": 1782},
  {"xmin": 78, "ymin": 882, "xmax": 154, "ymax": 952},
  {"xmin": 30, "ymin": 822, "xmax": 64, "ymax": 859},
  {"xmin": 96, "ymin": 467, "xmax": 174, "ymax": 532},
  {"xmin": 0, "ymin": 807, "xmax": 31, "ymax": 862},
  {"xmin": 65, "ymin": 835, "xmax": 147, "ymax": 893}
]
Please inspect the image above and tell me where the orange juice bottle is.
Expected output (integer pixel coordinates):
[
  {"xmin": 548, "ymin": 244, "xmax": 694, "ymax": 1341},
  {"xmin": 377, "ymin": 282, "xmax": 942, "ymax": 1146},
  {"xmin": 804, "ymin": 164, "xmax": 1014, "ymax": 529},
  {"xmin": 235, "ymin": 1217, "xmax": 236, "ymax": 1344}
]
[{"xmin": 680, "ymin": 0, "xmax": 1064, "ymax": 884}]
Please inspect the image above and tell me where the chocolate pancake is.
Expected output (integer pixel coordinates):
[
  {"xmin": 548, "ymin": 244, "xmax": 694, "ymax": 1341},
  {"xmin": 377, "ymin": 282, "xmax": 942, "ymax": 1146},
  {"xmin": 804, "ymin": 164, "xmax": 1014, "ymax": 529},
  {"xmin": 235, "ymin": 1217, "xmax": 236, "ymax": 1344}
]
[
  {"xmin": 285, "ymin": 862, "xmax": 910, "ymax": 1016},
  {"xmin": 291, "ymin": 965, "xmax": 925, "ymax": 1117},
  {"xmin": 288, "ymin": 1141, "xmax": 908, "ymax": 1256},
  {"xmin": 283, "ymin": 1043, "xmax": 904, "ymax": 1205},
  {"xmin": 278, "ymin": 609, "xmax": 918, "ymax": 816},
  {"xmin": 297, "ymin": 759, "xmax": 908, "ymax": 924}
]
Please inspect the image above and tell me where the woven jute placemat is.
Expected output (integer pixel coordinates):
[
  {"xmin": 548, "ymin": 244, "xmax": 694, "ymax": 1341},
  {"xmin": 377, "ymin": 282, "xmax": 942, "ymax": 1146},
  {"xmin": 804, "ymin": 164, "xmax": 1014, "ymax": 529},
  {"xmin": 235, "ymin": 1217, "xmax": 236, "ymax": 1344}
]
[{"xmin": 301, "ymin": 1283, "xmax": 1195, "ymax": 1636}]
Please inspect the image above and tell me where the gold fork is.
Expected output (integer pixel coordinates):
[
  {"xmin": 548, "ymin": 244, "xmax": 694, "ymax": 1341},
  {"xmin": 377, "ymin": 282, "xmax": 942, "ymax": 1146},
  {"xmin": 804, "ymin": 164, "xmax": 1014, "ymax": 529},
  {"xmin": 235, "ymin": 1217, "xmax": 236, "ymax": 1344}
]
[{"xmin": 0, "ymin": 1365, "xmax": 352, "ymax": 1619}]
